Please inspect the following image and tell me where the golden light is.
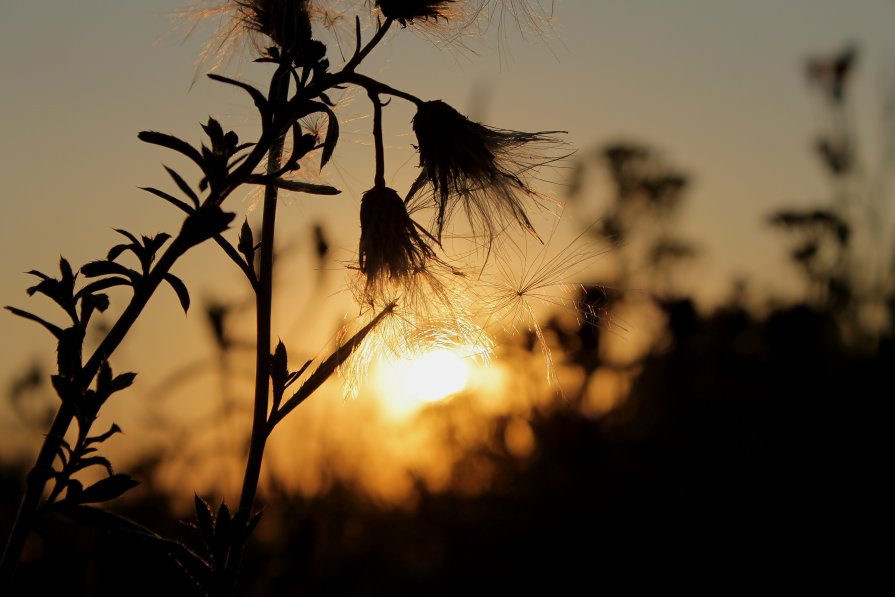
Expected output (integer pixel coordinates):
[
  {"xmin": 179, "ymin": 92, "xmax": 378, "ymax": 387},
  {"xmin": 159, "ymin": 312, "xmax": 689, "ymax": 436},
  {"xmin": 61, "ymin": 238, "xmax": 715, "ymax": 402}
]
[{"xmin": 374, "ymin": 349, "xmax": 473, "ymax": 417}]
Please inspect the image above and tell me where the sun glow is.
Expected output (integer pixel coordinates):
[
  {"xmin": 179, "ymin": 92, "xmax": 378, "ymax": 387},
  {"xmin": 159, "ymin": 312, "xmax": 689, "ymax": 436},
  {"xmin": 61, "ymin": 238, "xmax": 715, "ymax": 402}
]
[{"xmin": 375, "ymin": 349, "xmax": 473, "ymax": 417}]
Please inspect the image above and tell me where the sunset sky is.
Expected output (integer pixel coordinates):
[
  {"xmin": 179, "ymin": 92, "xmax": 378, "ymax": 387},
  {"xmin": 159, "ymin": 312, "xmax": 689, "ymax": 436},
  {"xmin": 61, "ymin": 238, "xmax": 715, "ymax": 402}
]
[{"xmin": 1, "ymin": 1, "xmax": 894, "ymax": 467}]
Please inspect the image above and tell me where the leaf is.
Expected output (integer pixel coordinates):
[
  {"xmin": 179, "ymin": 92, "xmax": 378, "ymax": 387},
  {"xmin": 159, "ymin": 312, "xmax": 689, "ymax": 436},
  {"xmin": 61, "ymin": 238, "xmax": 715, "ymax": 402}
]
[
  {"xmin": 318, "ymin": 103, "xmax": 339, "ymax": 168},
  {"xmin": 114, "ymin": 228, "xmax": 139, "ymax": 245},
  {"xmin": 146, "ymin": 232, "xmax": 173, "ymax": 257},
  {"xmin": 270, "ymin": 340, "xmax": 288, "ymax": 398},
  {"xmin": 269, "ymin": 179, "xmax": 340, "ymax": 195},
  {"xmin": 238, "ymin": 219, "xmax": 254, "ymax": 262},
  {"xmin": 59, "ymin": 257, "xmax": 75, "ymax": 285},
  {"xmin": 139, "ymin": 186, "xmax": 195, "ymax": 214},
  {"xmin": 71, "ymin": 456, "xmax": 114, "ymax": 476},
  {"xmin": 194, "ymin": 494, "xmax": 214, "ymax": 545},
  {"xmin": 271, "ymin": 304, "xmax": 393, "ymax": 427},
  {"xmin": 180, "ymin": 205, "xmax": 236, "ymax": 247},
  {"xmin": 78, "ymin": 473, "xmax": 139, "ymax": 504},
  {"xmin": 81, "ymin": 260, "xmax": 141, "ymax": 284},
  {"xmin": 4, "ymin": 306, "xmax": 63, "ymax": 338},
  {"xmin": 79, "ymin": 277, "xmax": 132, "ymax": 296},
  {"xmin": 58, "ymin": 504, "xmax": 215, "ymax": 592},
  {"xmin": 138, "ymin": 131, "xmax": 204, "ymax": 169},
  {"xmin": 207, "ymin": 73, "xmax": 269, "ymax": 115},
  {"xmin": 107, "ymin": 243, "xmax": 130, "ymax": 262},
  {"xmin": 97, "ymin": 361, "xmax": 113, "ymax": 396},
  {"xmin": 164, "ymin": 274, "xmax": 191, "ymax": 313},
  {"xmin": 201, "ymin": 117, "xmax": 225, "ymax": 149},
  {"xmin": 86, "ymin": 423, "xmax": 123, "ymax": 446},
  {"xmin": 164, "ymin": 166, "xmax": 200, "ymax": 207},
  {"xmin": 110, "ymin": 372, "xmax": 137, "ymax": 394}
]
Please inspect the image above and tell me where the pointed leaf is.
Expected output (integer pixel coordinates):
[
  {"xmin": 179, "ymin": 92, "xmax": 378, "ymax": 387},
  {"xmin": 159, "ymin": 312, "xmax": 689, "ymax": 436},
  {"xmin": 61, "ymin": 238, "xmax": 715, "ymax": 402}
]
[
  {"xmin": 215, "ymin": 502, "xmax": 231, "ymax": 540},
  {"xmin": 79, "ymin": 277, "xmax": 132, "ymax": 296},
  {"xmin": 146, "ymin": 232, "xmax": 172, "ymax": 257},
  {"xmin": 5, "ymin": 306, "xmax": 63, "ymax": 338},
  {"xmin": 107, "ymin": 243, "xmax": 131, "ymax": 262},
  {"xmin": 207, "ymin": 73, "xmax": 269, "ymax": 114},
  {"xmin": 194, "ymin": 494, "xmax": 214, "ymax": 544},
  {"xmin": 139, "ymin": 186, "xmax": 194, "ymax": 214},
  {"xmin": 164, "ymin": 166, "xmax": 200, "ymax": 207},
  {"xmin": 59, "ymin": 257, "xmax": 75, "ymax": 285},
  {"xmin": 138, "ymin": 131, "xmax": 204, "ymax": 168},
  {"xmin": 238, "ymin": 219, "xmax": 254, "ymax": 261},
  {"xmin": 86, "ymin": 423, "xmax": 123, "ymax": 446},
  {"xmin": 318, "ymin": 103, "xmax": 339, "ymax": 167},
  {"xmin": 113, "ymin": 228, "xmax": 139, "ymax": 245},
  {"xmin": 78, "ymin": 473, "xmax": 139, "ymax": 504},
  {"xmin": 81, "ymin": 260, "xmax": 141, "ymax": 284},
  {"xmin": 72, "ymin": 456, "xmax": 114, "ymax": 476},
  {"xmin": 164, "ymin": 273, "xmax": 190, "ymax": 313},
  {"xmin": 26, "ymin": 269, "xmax": 51, "ymax": 282},
  {"xmin": 201, "ymin": 117, "xmax": 225, "ymax": 148},
  {"xmin": 110, "ymin": 372, "xmax": 137, "ymax": 394},
  {"xmin": 270, "ymin": 179, "xmax": 340, "ymax": 195},
  {"xmin": 270, "ymin": 340, "xmax": 288, "ymax": 398}
]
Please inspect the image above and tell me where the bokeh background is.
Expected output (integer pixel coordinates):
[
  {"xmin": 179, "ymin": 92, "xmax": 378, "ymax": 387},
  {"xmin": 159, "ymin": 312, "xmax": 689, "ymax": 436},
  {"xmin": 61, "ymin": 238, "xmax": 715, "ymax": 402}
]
[{"xmin": 1, "ymin": 1, "xmax": 892, "ymax": 594}]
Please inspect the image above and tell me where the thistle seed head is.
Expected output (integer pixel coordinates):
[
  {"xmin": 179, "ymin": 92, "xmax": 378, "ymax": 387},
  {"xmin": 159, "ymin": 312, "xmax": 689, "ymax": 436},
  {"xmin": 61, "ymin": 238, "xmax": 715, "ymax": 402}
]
[
  {"xmin": 236, "ymin": 0, "xmax": 313, "ymax": 53},
  {"xmin": 376, "ymin": 0, "xmax": 456, "ymax": 26},
  {"xmin": 409, "ymin": 99, "xmax": 565, "ymax": 244},
  {"xmin": 359, "ymin": 185, "xmax": 436, "ymax": 298}
]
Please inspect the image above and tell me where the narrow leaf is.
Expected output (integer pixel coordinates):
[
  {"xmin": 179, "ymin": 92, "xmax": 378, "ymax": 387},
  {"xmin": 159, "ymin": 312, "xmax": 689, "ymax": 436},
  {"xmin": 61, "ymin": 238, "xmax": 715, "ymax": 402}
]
[
  {"xmin": 207, "ymin": 74, "xmax": 269, "ymax": 113},
  {"xmin": 269, "ymin": 179, "xmax": 340, "ymax": 195},
  {"xmin": 139, "ymin": 186, "xmax": 194, "ymax": 214},
  {"xmin": 164, "ymin": 273, "xmax": 191, "ymax": 313},
  {"xmin": 79, "ymin": 277, "xmax": 132, "ymax": 296},
  {"xmin": 86, "ymin": 423, "xmax": 123, "ymax": 446},
  {"xmin": 81, "ymin": 260, "xmax": 141, "ymax": 283},
  {"xmin": 5, "ymin": 306, "xmax": 63, "ymax": 338},
  {"xmin": 71, "ymin": 456, "xmax": 114, "ymax": 476},
  {"xmin": 78, "ymin": 473, "xmax": 139, "ymax": 504},
  {"xmin": 138, "ymin": 131, "xmax": 204, "ymax": 168},
  {"xmin": 319, "ymin": 104, "xmax": 339, "ymax": 167},
  {"xmin": 164, "ymin": 166, "xmax": 200, "ymax": 207},
  {"xmin": 194, "ymin": 494, "xmax": 214, "ymax": 545}
]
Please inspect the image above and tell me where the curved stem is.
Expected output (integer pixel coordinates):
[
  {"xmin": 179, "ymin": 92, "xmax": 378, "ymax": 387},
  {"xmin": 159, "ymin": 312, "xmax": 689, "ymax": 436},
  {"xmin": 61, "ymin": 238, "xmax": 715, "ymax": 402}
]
[
  {"xmin": 345, "ymin": 17, "xmax": 394, "ymax": 72},
  {"xmin": 370, "ymin": 91, "xmax": 386, "ymax": 188},
  {"xmin": 347, "ymin": 72, "xmax": 424, "ymax": 107},
  {"xmin": 222, "ymin": 65, "xmax": 290, "ymax": 596}
]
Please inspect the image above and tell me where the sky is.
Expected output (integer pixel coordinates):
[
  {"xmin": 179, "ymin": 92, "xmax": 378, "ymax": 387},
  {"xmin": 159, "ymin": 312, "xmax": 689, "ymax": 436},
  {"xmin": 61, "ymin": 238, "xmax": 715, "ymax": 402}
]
[{"xmin": 1, "ymin": 1, "xmax": 894, "ymax": 470}]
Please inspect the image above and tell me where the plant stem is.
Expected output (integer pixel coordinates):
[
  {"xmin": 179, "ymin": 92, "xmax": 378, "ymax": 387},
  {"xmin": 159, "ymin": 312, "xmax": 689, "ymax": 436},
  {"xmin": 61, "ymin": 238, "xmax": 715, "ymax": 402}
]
[
  {"xmin": 0, "ymin": 236, "xmax": 189, "ymax": 584},
  {"xmin": 370, "ymin": 91, "xmax": 386, "ymax": 188},
  {"xmin": 223, "ymin": 67, "xmax": 290, "ymax": 596}
]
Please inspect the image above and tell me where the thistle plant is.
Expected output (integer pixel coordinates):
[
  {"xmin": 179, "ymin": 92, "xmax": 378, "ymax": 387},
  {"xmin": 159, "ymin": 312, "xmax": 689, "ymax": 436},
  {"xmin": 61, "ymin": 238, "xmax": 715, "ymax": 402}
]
[{"xmin": 1, "ymin": 1, "xmax": 571, "ymax": 594}]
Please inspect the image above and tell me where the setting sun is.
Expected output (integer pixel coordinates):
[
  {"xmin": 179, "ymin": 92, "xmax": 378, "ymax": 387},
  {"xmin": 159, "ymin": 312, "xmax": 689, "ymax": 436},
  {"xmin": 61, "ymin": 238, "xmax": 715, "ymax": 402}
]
[{"xmin": 375, "ymin": 349, "xmax": 473, "ymax": 417}]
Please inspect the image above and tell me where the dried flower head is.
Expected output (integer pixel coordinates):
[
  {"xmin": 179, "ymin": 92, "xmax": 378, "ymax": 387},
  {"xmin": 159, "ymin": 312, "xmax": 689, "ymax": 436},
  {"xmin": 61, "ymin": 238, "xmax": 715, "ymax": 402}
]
[
  {"xmin": 359, "ymin": 185, "xmax": 436, "ymax": 299},
  {"xmin": 376, "ymin": 0, "xmax": 456, "ymax": 26},
  {"xmin": 408, "ymin": 99, "xmax": 565, "ymax": 245},
  {"xmin": 235, "ymin": 0, "xmax": 313, "ymax": 53}
]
